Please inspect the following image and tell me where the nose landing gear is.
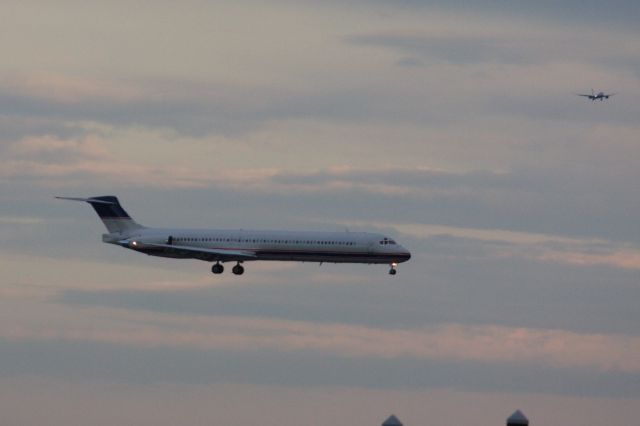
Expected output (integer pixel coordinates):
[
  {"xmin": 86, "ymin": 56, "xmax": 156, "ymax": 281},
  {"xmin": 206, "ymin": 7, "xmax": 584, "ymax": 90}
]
[{"xmin": 389, "ymin": 263, "xmax": 398, "ymax": 275}]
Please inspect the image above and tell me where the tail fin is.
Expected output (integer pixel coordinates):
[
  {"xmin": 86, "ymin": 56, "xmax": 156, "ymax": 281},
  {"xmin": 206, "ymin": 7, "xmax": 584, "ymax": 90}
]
[{"xmin": 56, "ymin": 195, "xmax": 145, "ymax": 234}]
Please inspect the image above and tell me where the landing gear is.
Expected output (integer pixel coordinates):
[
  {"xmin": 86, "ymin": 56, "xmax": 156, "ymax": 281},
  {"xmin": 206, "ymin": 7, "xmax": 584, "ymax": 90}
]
[
  {"xmin": 232, "ymin": 263, "xmax": 245, "ymax": 275},
  {"xmin": 389, "ymin": 263, "xmax": 398, "ymax": 275},
  {"xmin": 211, "ymin": 262, "xmax": 245, "ymax": 275},
  {"xmin": 211, "ymin": 262, "xmax": 224, "ymax": 274}
]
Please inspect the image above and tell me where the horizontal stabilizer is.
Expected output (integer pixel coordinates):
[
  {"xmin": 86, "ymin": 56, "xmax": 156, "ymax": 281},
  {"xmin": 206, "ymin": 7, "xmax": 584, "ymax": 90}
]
[{"xmin": 55, "ymin": 196, "xmax": 116, "ymax": 205}]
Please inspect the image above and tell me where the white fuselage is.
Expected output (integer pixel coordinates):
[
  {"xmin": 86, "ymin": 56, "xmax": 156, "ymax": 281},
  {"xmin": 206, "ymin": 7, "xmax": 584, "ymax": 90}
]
[{"xmin": 106, "ymin": 227, "xmax": 412, "ymax": 265}]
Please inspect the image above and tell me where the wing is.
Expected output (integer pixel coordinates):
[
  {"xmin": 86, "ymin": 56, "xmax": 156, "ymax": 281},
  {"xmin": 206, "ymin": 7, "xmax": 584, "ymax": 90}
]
[
  {"xmin": 142, "ymin": 242, "xmax": 257, "ymax": 262},
  {"xmin": 576, "ymin": 94, "xmax": 593, "ymax": 98},
  {"xmin": 604, "ymin": 93, "xmax": 616, "ymax": 97}
]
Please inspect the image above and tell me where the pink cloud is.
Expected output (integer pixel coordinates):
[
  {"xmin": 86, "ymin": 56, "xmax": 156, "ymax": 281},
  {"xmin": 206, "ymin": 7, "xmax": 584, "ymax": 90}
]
[
  {"xmin": 8, "ymin": 135, "xmax": 110, "ymax": 160},
  {"xmin": 538, "ymin": 250, "xmax": 640, "ymax": 270}
]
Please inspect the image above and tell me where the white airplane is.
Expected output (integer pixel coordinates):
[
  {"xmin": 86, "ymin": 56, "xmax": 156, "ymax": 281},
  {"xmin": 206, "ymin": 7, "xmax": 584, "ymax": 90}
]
[
  {"xmin": 56, "ymin": 195, "xmax": 411, "ymax": 275},
  {"xmin": 577, "ymin": 89, "xmax": 616, "ymax": 101}
]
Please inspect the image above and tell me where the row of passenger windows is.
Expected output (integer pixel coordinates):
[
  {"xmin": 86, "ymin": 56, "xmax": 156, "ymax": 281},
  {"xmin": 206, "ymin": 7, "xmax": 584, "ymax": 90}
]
[{"xmin": 176, "ymin": 237, "xmax": 355, "ymax": 246}]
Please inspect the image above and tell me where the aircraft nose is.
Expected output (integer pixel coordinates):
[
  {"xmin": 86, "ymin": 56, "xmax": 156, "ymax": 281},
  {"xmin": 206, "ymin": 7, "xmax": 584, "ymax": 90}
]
[{"xmin": 398, "ymin": 247, "xmax": 411, "ymax": 262}]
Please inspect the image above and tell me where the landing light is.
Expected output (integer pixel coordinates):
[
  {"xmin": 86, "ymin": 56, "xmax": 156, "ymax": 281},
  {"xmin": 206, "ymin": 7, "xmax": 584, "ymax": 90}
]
[{"xmin": 131, "ymin": 241, "xmax": 138, "ymax": 247}]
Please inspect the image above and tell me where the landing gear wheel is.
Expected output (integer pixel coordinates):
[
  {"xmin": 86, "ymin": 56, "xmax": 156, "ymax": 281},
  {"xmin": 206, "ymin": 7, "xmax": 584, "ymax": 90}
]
[
  {"xmin": 232, "ymin": 264, "xmax": 245, "ymax": 275},
  {"xmin": 388, "ymin": 262, "xmax": 398, "ymax": 275},
  {"xmin": 389, "ymin": 263, "xmax": 398, "ymax": 275},
  {"xmin": 211, "ymin": 262, "xmax": 224, "ymax": 274}
]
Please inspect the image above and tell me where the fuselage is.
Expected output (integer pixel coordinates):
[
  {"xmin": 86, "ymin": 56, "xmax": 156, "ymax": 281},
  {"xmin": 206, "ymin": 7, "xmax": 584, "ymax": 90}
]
[{"xmin": 105, "ymin": 227, "xmax": 412, "ymax": 265}]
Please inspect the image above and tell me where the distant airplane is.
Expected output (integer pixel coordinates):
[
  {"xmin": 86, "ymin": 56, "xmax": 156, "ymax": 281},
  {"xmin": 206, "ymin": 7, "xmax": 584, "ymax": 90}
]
[
  {"xmin": 577, "ymin": 89, "xmax": 616, "ymax": 101},
  {"xmin": 56, "ymin": 196, "xmax": 411, "ymax": 275}
]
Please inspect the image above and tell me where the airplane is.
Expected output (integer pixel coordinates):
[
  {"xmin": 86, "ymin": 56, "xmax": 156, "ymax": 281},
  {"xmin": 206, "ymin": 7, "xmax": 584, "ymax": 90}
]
[
  {"xmin": 56, "ymin": 195, "xmax": 411, "ymax": 275},
  {"xmin": 577, "ymin": 89, "xmax": 616, "ymax": 101}
]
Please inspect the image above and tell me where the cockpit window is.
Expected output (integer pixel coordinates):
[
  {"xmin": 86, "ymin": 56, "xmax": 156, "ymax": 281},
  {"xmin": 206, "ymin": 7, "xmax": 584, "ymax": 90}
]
[{"xmin": 379, "ymin": 238, "xmax": 397, "ymax": 245}]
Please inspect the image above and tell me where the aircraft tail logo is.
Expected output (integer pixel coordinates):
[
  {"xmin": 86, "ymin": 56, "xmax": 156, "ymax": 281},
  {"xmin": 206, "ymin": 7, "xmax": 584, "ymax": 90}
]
[{"xmin": 56, "ymin": 195, "xmax": 145, "ymax": 234}]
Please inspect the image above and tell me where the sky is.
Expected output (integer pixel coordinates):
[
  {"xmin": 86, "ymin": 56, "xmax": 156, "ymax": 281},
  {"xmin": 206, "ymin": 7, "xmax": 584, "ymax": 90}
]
[{"xmin": 1, "ymin": 1, "xmax": 640, "ymax": 425}]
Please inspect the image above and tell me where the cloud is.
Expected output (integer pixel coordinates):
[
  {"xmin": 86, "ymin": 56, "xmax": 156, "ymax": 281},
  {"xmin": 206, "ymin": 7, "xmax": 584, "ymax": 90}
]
[
  {"xmin": 212, "ymin": 166, "xmax": 640, "ymax": 245},
  {"xmin": 0, "ymin": 115, "xmax": 87, "ymax": 142},
  {"xmin": 346, "ymin": 33, "xmax": 530, "ymax": 65},
  {"xmin": 2, "ymin": 73, "xmax": 147, "ymax": 104},
  {"xmin": 345, "ymin": 26, "xmax": 640, "ymax": 71},
  {"xmin": 0, "ymin": 77, "xmax": 258, "ymax": 138},
  {"xmin": 0, "ymin": 216, "xmax": 44, "ymax": 225},
  {"xmin": 344, "ymin": 221, "xmax": 640, "ymax": 270},
  {"xmin": 0, "ymin": 378, "xmax": 636, "ymax": 426},
  {"xmin": 3, "ymin": 301, "xmax": 640, "ymax": 374},
  {"xmin": 1, "ymin": 71, "xmax": 444, "ymax": 138},
  {"xmin": 0, "ymin": 134, "xmax": 260, "ymax": 188},
  {"xmin": 375, "ymin": 0, "xmax": 640, "ymax": 29},
  {"xmin": 2, "ymin": 71, "xmax": 352, "ymax": 137},
  {"xmin": 7, "ymin": 134, "xmax": 109, "ymax": 163}
]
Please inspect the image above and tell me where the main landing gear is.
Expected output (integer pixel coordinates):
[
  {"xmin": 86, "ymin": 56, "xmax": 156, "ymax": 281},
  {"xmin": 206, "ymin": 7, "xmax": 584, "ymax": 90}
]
[
  {"xmin": 211, "ymin": 262, "xmax": 224, "ymax": 274},
  {"xmin": 211, "ymin": 262, "xmax": 244, "ymax": 275},
  {"xmin": 389, "ymin": 263, "xmax": 398, "ymax": 275},
  {"xmin": 232, "ymin": 263, "xmax": 245, "ymax": 275}
]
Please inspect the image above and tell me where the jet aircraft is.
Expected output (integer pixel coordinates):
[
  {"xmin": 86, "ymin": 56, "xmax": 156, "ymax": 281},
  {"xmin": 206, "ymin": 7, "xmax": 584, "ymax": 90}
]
[
  {"xmin": 57, "ymin": 196, "xmax": 411, "ymax": 275},
  {"xmin": 577, "ymin": 89, "xmax": 616, "ymax": 101}
]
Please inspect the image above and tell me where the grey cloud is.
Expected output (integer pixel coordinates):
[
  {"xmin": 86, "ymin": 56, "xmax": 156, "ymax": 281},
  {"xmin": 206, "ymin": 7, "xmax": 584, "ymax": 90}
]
[
  {"xmin": 346, "ymin": 34, "xmax": 531, "ymax": 65},
  {"xmin": 396, "ymin": 57, "xmax": 425, "ymax": 67},
  {"xmin": 270, "ymin": 168, "xmax": 544, "ymax": 191},
  {"xmin": 0, "ymin": 116, "xmax": 87, "ymax": 143},
  {"xmin": 0, "ymin": 82, "xmax": 393, "ymax": 138},
  {"xmin": 3, "ymin": 73, "xmax": 638, "ymax": 144},
  {"xmin": 345, "ymin": 30, "xmax": 640, "ymax": 82},
  {"xmin": 7, "ymin": 141, "xmax": 104, "ymax": 166},
  {"xmin": 0, "ymin": 91, "xmax": 256, "ymax": 138},
  {"xmin": 266, "ymin": 167, "xmax": 640, "ymax": 244},
  {"xmin": 59, "ymin": 242, "xmax": 640, "ymax": 336},
  {"xmin": 376, "ymin": 0, "xmax": 640, "ymax": 29},
  {"xmin": 1, "ymin": 339, "xmax": 638, "ymax": 397}
]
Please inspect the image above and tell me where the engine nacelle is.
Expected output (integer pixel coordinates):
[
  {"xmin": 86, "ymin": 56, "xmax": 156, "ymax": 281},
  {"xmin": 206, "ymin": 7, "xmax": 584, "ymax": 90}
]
[
  {"xmin": 118, "ymin": 235, "xmax": 170, "ymax": 249},
  {"xmin": 118, "ymin": 238, "xmax": 145, "ymax": 249}
]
